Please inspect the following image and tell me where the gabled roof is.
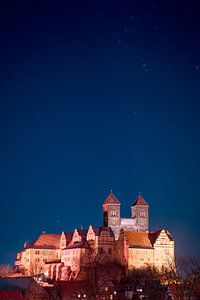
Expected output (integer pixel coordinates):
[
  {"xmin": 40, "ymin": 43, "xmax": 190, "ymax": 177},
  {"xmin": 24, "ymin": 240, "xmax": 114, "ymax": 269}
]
[
  {"xmin": 131, "ymin": 194, "xmax": 148, "ymax": 207},
  {"xmin": 62, "ymin": 232, "xmax": 73, "ymax": 244},
  {"xmin": 77, "ymin": 229, "xmax": 88, "ymax": 238},
  {"xmin": 123, "ymin": 229, "xmax": 174, "ymax": 249},
  {"xmin": 123, "ymin": 231, "xmax": 153, "ymax": 249},
  {"xmin": 100, "ymin": 227, "xmax": 115, "ymax": 237},
  {"xmin": 149, "ymin": 229, "xmax": 174, "ymax": 244},
  {"xmin": 29, "ymin": 233, "xmax": 61, "ymax": 249},
  {"xmin": 0, "ymin": 277, "xmax": 48, "ymax": 299},
  {"xmin": 103, "ymin": 192, "xmax": 121, "ymax": 206},
  {"xmin": 148, "ymin": 230, "xmax": 162, "ymax": 244},
  {"xmin": 90, "ymin": 226, "xmax": 115, "ymax": 237},
  {"xmin": 90, "ymin": 225, "xmax": 101, "ymax": 236}
]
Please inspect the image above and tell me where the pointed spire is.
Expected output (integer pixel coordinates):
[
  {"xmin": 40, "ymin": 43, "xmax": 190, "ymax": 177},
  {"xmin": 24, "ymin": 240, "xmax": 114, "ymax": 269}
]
[
  {"xmin": 103, "ymin": 191, "xmax": 121, "ymax": 206},
  {"xmin": 131, "ymin": 194, "xmax": 148, "ymax": 207}
]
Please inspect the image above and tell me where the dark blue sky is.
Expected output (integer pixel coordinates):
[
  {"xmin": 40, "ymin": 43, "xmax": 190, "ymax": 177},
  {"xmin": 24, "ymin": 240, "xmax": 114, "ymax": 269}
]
[{"xmin": 1, "ymin": 1, "xmax": 200, "ymax": 264}]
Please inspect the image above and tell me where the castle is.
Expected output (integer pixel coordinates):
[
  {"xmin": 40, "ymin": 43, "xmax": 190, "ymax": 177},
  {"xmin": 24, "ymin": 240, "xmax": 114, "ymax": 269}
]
[
  {"xmin": 103, "ymin": 192, "xmax": 149, "ymax": 239},
  {"xmin": 15, "ymin": 192, "xmax": 174, "ymax": 280}
]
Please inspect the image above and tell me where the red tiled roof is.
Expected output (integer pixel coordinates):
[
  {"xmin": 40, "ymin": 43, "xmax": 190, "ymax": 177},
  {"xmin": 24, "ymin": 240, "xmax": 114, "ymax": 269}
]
[
  {"xmin": 123, "ymin": 229, "xmax": 174, "ymax": 249},
  {"xmin": 30, "ymin": 233, "xmax": 61, "ymax": 249},
  {"xmin": 103, "ymin": 192, "xmax": 121, "ymax": 206},
  {"xmin": 124, "ymin": 231, "xmax": 153, "ymax": 248},
  {"xmin": 131, "ymin": 194, "xmax": 148, "ymax": 207}
]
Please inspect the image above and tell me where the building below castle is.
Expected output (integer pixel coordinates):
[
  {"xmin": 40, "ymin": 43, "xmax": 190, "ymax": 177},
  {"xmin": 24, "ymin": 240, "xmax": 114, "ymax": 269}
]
[{"xmin": 15, "ymin": 192, "xmax": 174, "ymax": 280}]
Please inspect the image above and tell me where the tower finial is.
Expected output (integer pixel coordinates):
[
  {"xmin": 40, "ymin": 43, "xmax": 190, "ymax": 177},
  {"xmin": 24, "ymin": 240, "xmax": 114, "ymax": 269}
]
[{"xmin": 108, "ymin": 187, "xmax": 113, "ymax": 193}]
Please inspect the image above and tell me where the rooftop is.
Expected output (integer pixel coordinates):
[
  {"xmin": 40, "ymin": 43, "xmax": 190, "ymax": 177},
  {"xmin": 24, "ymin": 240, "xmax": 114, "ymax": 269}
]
[
  {"xmin": 131, "ymin": 194, "xmax": 149, "ymax": 207},
  {"xmin": 103, "ymin": 192, "xmax": 121, "ymax": 206}
]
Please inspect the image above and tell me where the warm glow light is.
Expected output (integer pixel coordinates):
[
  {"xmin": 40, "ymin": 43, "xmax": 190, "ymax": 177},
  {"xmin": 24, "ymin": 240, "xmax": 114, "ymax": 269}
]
[{"xmin": 44, "ymin": 271, "xmax": 48, "ymax": 277}]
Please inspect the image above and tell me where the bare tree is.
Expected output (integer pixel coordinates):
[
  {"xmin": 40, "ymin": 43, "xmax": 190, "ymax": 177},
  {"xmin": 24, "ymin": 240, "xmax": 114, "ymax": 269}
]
[
  {"xmin": 0, "ymin": 264, "xmax": 14, "ymax": 277},
  {"xmin": 127, "ymin": 266, "xmax": 167, "ymax": 299},
  {"xmin": 160, "ymin": 256, "xmax": 200, "ymax": 300},
  {"xmin": 80, "ymin": 252, "xmax": 124, "ymax": 300}
]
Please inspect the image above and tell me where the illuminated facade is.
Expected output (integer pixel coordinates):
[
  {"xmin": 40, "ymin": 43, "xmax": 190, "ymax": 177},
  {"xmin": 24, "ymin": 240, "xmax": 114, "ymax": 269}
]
[
  {"xmin": 115, "ymin": 229, "xmax": 174, "ymax": 270},
  {"xmin": 103, "ymin": 192, "xmax": 149, "ymax": 240},
  {"xmin": 15, "ymin": 192, "xmax": 174, "ymax": 279}
]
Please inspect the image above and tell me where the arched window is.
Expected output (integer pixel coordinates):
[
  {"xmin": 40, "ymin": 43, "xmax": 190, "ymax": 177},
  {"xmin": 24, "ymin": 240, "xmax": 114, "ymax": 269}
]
[{"xmin": 140, "ymin": 210, "xmax": 145, "ymax": 217}]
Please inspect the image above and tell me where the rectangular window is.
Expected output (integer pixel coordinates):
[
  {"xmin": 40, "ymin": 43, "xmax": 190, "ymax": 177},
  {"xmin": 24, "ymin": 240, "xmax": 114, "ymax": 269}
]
[{"xmin": 99, "ymin": 247, "xmax": 104, "ymax": 254}]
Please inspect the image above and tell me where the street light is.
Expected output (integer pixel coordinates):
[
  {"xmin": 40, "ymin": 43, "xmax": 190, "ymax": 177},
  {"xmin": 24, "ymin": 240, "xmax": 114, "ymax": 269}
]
[{"xmin": 77, "ymin": 293, "xmax": 87, "ymax": 299}]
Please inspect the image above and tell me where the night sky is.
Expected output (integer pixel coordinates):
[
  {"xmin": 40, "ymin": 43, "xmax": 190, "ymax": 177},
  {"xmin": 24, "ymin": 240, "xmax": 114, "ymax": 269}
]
[{"xmin": 1, "ymin": 1, "xmax": 200, "ymax": 264}]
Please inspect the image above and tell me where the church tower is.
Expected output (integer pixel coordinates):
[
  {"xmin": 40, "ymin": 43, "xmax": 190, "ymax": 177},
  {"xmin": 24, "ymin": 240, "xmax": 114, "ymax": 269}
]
[
  {"xmin": 131, "ymin": 194, "xmax": 149, "ymax": 231},
  {"xmin": 103, "ymin": 191, "xmax": 121, "ymax": 240}
]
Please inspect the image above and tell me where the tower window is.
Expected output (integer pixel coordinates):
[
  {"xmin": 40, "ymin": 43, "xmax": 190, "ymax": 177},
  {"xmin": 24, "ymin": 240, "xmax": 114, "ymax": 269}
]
[
  {"xmin": 110, "ymin": 210, "xmax": 118, "ymax": 216},
  {"xmin": 140, "ymin": 210, "xmax": 145, "ymax": 217},
  {"xmin": 112, "ymin": 220, "xmax": 116, "ymax": 225}
]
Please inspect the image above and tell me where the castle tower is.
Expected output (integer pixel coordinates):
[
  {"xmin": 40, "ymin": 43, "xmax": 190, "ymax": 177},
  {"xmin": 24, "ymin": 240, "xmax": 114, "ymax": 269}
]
[
  {"xmin": 131, "ymin": 194, "xmax": 149, "ymax": 231},
  {"xmin": 103, "ymin": 191, "xmax": 121, "ymax": 240}
]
